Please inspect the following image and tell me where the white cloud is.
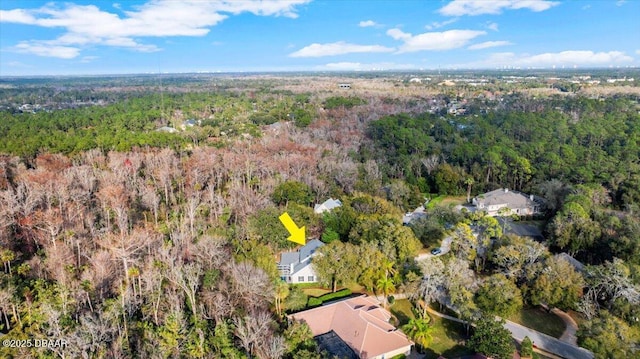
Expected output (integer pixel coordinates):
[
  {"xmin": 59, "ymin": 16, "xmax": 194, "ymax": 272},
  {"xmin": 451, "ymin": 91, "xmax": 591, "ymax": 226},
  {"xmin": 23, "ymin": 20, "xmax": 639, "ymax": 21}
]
[
  {"xmin": 387, "ymin": 28, "xmax": 486, "ymax": 52},
  {"xmin": 80, "ymin": 56, "xmax": 99, "ymax": 63},
  {"xmin": 387, "ymin": 28, "xmax": 412, "ymax": 41},
  {"xmin": 468, "ymin": 40, "xmax": 512, "ymax": 50},
  {"xmin": 439, "ymin": 0, "xmax": 559, "ymax": 16},
  {"xmin": 517, "ymin": 51, "xmax": 633, "ymax": 66},
  {"xmin": 636, "ymin": 50, "xmax": 640, "ymax": 55},
  {"xmin": 7, "ymin": 61, "xmax": 31, "ymax": 68},
  {"xmin": 319, "ymin": 62, "xmax": 417, "ymax": 71},
  {"xmin": 289, "ymin": 41, "xmax": 394, "ymax": 57},
  {"xmin": 0, "ymin": 0, "xmax": 311, "ymax": 58},
  {"xmin": 616, "ymin": 0, "xmax": 626, "ymax": 6},
  {"xmin": 453, "ymin": 50, "xmax": 634, "ymax": 68},
  {"xmin": 359, "ymin": 20, "xmax": 377, "ymax": 27},
  {"xmin": 487, "ymin": 22, "xmax": 499, "ymax": 31},
  {"xmin": 14, "ymin": 41, "xmax": 80, "ymax": 59},
  {"xmin": 425, "ymin": 18, "xmax": 458, "ymax": 30}
]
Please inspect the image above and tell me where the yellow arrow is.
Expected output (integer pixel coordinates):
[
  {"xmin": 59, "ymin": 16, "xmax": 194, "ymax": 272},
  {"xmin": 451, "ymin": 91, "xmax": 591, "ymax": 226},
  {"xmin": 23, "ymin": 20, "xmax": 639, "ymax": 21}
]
[{"xmin": 279, "ymin": 212, "xmax": 306, "ymax": 245}]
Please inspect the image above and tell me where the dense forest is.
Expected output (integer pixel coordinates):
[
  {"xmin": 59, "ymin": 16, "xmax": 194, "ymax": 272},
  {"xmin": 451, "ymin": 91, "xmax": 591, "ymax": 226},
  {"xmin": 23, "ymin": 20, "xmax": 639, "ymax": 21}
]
[{"xmin": 0, "ymin": 74, "xmax": 638, "ymax": 358}]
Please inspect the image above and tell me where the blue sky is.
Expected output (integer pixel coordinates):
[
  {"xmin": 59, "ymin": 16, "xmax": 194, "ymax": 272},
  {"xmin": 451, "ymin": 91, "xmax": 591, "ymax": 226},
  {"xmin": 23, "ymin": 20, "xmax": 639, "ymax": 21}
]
[{"xmin": 1, "ymin": 0, "xmax": 639, "ymax": 75}]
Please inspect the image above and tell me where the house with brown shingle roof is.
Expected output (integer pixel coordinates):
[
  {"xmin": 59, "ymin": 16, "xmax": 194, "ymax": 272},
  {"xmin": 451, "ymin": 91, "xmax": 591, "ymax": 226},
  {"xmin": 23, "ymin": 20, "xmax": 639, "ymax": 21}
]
[{"xmin": 289, "ymin": 295, "xmax": 413, "ymax": 359}]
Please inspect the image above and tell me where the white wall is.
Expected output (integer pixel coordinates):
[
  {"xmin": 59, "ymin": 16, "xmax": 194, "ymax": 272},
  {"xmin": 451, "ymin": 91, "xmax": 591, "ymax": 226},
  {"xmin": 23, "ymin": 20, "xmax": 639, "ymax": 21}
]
[{"xmin": 290, "ymin": 264, "xmax": 318, "ymax": 284}]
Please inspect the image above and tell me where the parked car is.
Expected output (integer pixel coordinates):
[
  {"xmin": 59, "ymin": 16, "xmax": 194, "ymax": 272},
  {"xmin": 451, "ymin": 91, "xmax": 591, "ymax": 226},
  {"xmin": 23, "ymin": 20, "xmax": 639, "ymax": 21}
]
[{"xmin": 431, "ymin": 248, "xmax": 442, "ymax": 255}]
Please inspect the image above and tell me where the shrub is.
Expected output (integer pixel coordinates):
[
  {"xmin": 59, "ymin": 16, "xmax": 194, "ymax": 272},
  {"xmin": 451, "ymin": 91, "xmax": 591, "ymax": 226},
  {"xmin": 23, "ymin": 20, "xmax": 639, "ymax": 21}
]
[
  {"xmin": 307, "ymin": 288, "xmax": 352, "ymax": 308},
  {"xmin": 520, "ymin": 336, "xmax": 533, "ymax": 358},
  {"xmin": 307, "ymin": 297, "xmax": 322, "ymax": 307},
  {"xmin": 388, "ymin": 295, "xmax": 396, "ymax": 305}
]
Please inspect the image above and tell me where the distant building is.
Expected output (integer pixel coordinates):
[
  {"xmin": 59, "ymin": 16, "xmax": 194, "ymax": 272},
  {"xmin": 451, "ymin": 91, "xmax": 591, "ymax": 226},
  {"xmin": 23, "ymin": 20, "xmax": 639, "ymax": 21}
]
[
  {"xmin": 156, "ymin": 126, "xmax": 178, "ymax": 133},
  {"xmin": 338, "ymin": 83, "xmax": 351, "ymax": 89},
  {"xmin": 472, "ymin": 188, "xmax": 541, "ymax": 216},
  {"xmin": 314, "ymin": 198, "xmax": 342, "ymax": 214},
  {"xmin": 277, "ymin": 239, "xmax": 324, "ymax": 283},
  {"xmin": 289, "ymin": 295, "xmax": 413, "ymax": 359},
  {"xmin": 180, "ymin": 119, "xmax": 198, "ymax": 130}
]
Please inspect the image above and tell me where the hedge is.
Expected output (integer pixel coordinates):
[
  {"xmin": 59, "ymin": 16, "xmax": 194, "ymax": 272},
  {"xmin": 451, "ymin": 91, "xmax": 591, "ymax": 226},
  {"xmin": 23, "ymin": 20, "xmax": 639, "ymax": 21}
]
[{"xmin": 307, "ymin": 289, "xmax": 352, "ymax": 307}]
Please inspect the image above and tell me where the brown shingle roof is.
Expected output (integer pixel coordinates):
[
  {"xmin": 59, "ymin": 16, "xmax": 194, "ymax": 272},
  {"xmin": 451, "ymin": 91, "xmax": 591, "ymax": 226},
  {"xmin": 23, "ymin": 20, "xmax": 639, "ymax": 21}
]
[{"xmin": 290, "ymin": 296, "xmax": 413, "ymax": 359}]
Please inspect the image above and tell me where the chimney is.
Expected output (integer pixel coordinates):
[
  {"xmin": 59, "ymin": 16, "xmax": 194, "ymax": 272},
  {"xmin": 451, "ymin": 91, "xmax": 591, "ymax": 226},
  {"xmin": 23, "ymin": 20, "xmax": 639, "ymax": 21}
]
[
  {"xmin": 530, "ymin": 194, "xmax": 534, "ymax": 201},
  {"xmin": 504, "ymin": 188, "xmax": 509, "ymax": 193}
]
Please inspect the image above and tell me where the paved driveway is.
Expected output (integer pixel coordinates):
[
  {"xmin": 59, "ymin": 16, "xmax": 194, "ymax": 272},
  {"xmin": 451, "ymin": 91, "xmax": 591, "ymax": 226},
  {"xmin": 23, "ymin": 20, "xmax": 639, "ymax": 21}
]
[
  {"xmin": 497, "ymin": 218, "xmax": 544, "ymax": 240},
  {"xmin": 415, "ymin": 235, "xmax": 453, "ymax": 261}
]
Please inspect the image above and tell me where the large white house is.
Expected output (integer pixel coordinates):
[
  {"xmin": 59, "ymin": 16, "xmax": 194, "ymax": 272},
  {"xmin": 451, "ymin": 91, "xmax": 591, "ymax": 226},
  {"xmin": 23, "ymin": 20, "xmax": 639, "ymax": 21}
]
[
  {"xmin": 472, "ymin": 188, "xmax": 540, "ymax": 216},
  {"xmin": 277, "ymin": 239, "xmax": 324, "ymax": 283}
]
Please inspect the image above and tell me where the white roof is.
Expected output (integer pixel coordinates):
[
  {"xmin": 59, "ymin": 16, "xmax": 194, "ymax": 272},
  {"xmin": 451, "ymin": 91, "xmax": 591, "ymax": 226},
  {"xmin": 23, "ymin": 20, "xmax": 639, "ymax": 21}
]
[{"xmin": 314, "ymin": 198, "xmax": 342, "ymax": 213}]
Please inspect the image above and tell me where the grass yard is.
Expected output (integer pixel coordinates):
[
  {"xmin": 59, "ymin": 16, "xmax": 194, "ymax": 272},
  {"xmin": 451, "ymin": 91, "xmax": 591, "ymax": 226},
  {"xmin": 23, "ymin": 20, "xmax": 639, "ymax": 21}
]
[
  {"xmin": 424, "ymin": 315, "xmax": 473, "ymax": 359},
  {"xmin": 508, "ymin": 307, "xmax": 566, "ymax": 338},
  {"xmin": 302, "ymin": 287, "xmax": 331, "ymax": 297},
  {"xmin": 425, "ymin": 195, "xmax": 446, "ymax": 209},
  {"xmin": 391, "ymin": 300, "xmax": 473, "ymax": 359},
  {"xmin": 390, "ymin": 299, "xmax": 416, "ymax": 326},
  {"xmin": 426, "ymin": 195, "xmax": 467, "ymax": 209},
  {"xmin": 345, "ymin": 283, "xmax": 365, "ymax": 294},
  {"xmin": 439, "ymin": 196, "xmax": 467, "ymax": 207}
]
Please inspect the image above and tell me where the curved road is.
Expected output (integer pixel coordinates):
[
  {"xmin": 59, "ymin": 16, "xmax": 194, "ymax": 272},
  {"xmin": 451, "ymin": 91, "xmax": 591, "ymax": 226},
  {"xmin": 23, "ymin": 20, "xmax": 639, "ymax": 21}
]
[
  {"xmin": 413, "ymin": 240, "xmax": 591, "ymax": 358},
  {"xmin": 421, "ymin": 305, "xmax": 592, "ymax": 359},
  {"xmin": 503, "ymin": 317, "xmax": 593, "ymax": 359},
  {"xmin": 383, "ymin": 292, "xmax": 594, "ymax": 359}
]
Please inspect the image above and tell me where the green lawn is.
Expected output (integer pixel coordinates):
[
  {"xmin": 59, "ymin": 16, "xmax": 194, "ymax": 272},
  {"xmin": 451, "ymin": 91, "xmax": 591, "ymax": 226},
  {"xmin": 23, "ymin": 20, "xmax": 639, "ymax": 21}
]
[
  {"xmin": 508, "ymin": 307, "xmax": 565, "ymax": 338},
  {"xmin": 425, "ymin": 195, "xmax": 446, "ymax": 209},
  {"xmin": 345, "ymin": 283, "xmax": 365, "ymax": 294},
  {"xmin": 303, "ymin": 288, "xmax": 331, "ymax": 297},
  {"xmin": 390, "ymin": 299, "xmax": 415, "ymax": 326},
  {"xmin": 424, "ymin": 315, "xmax": 473, "ymax": 359},
  {"xmin": 439, "ymin": 196, "xmax": 467, "ymax": 207},
  {"xmin": 391, "ymin": 300, "xmax": 473, "ymax": 359},
  {"xmin": 426, "ymin": 195, "xmax": 467, "ymax": 209}
]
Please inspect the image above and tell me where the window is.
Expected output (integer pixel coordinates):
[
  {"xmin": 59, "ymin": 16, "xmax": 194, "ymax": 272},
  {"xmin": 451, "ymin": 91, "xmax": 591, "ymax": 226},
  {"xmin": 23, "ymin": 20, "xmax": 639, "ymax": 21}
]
[
  {"xmin": 298, "ymin": 276, "xmax": 304, "ymax": 282},
  {"xmin": 308, "ymin": 276, "xmax": 314, "ymax": 282}
]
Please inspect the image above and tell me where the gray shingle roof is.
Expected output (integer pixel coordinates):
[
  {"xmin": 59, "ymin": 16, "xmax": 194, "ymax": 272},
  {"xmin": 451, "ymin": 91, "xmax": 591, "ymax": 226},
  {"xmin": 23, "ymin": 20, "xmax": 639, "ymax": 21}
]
[
  {"xmin": 476, "ymin": 188, "xmax": 534, "ymax": 208},
  {"xmin": 278, "ymin": 239, "xmax": 324, "ymax": 275}
]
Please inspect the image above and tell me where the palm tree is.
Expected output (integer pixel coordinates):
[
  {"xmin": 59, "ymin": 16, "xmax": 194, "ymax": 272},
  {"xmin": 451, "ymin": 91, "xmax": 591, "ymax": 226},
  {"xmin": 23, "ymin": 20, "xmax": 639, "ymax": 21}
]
[
  {"xmin": 464, "ymin": 177, "xmax": 474, "ymax": 203},
  {"xmin": 274, "ymin": 281, "xmax": 289, "ymax": 316},
  {"xmin": 376, "ymin": 259, "xmax": 397, "ymax": 308},
  {"xmin": 402, "ymin": 317, "xmax": 433, "ymax": 352},
  {"xmin": 380, "ymin": 258, "xmax": 396, "ymax": 280},
  {"xmin": 376, "ymin": 276, "xmax": 395, "ymax": 309}
]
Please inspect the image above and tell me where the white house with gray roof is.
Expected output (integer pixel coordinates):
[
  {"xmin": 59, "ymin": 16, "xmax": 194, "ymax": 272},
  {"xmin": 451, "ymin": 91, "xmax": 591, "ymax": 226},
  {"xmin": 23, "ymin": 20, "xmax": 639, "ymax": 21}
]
[
  {"xmin": 472, "ymin": 188, "xmax": 540, "ymax": 217},
  {"xmin": 278, "ymin": 239, "xmax": 324, "ymax": 283}
]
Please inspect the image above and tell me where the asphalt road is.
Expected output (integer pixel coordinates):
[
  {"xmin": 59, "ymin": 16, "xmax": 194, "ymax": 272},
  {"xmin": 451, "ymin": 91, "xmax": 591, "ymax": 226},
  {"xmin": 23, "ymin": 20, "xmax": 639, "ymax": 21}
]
[
  {"xmin": 503, "ymin": 319, "xmax": 594, "ymax": 359},
  {"xmin": 423, "ymin": 306, "xmax": 594, "ymax": 359}
]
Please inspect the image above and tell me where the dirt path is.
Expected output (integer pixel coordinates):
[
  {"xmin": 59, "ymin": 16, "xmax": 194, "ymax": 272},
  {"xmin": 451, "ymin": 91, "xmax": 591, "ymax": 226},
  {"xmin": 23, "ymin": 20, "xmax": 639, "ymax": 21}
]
[{"xmin": 552, "ymin": 308, "xmax": 579, "ymax": 345}]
